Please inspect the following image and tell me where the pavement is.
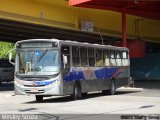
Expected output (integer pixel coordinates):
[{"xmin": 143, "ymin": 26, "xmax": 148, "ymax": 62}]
[{"xmin": 0, "ymin": 81, "xmax": 159, "ymax": 120}]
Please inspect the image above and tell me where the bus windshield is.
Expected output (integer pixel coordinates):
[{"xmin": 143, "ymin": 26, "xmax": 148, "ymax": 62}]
[{"xmin": 17, "ymin": 49, "xmax": 60, "ymax": 76}]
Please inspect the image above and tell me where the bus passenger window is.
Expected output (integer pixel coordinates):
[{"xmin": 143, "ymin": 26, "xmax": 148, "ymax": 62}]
[
  {"xmin": 96, "ymin": 49, "xmax": 103, "ymax": 66},
  {"xmin": 72, "ymin": 47, "xmax": 80, "ymax": 66},
  {"xmin": 110, "ymin": 51, "xmax": 116, "ymax": 66},
  {"xmin": 116, "ymin": 51, "xmax": 122, "ymax": 66},
  {"xmin": 80, "ymin": 47, "xmax": 88, "ymax": 66},
  {"xmin": 103, "ymin": 50, "xmax": 109, "ymax": 66},
  {"xmin": 88, "ymin": 48, "xmax": 95, "ymax": 66},
  {"xmin": 122, "ymin": 51, "xmax": 129, "ymax": 66}
]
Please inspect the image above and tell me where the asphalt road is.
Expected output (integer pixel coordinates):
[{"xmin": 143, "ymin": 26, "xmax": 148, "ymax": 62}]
[{"xmin": 0, "ymin": 81, "xmax": 160, "ymax": 120}]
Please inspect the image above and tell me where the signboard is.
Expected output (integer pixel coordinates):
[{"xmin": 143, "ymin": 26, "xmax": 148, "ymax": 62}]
[{"xmin": 81, "ymin": 21, "xmax": 93, "ymax": 32}]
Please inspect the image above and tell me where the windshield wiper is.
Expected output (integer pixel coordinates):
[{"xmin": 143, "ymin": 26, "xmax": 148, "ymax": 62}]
[{"xmin": 37, "ymin": 49, "xmax": 48, "ymax": 62}]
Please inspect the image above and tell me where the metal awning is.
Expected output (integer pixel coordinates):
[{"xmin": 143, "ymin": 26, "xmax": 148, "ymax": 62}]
[{"xmin": 69, "ymin": 0, "xmax": 160, "ymax": 20}]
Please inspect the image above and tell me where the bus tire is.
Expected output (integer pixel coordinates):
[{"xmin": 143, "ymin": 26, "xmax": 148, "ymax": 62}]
[
  {"xmin": 108, "ymin": 79, "xmax": 116, "ymax": 95},
  {"xmin": 72, "ymin": 82, "xmax": 82, "ymax": 100},
  {"xmin": 35, "ymin": 95, "xmax": 43, "ymax": 102},
  {"xmin": 82, "ymin": 92, "xmax": 87, "ymax": 97},
  {"xmin": 102, "ymin": 90, "xmax": 108, "ymax": 95}
]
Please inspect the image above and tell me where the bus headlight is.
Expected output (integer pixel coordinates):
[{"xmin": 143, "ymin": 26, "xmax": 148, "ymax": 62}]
[{"xmin": 15, "ymin": 80, "xmax": 24, "ymax": 89}]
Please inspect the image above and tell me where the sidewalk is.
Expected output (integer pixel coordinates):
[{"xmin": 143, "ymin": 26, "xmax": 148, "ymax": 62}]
[
  {"xmin": 117, "ymin": 87, "xmax": 143, "ymax": 92},
  {"xmin": 0, "ymin": 91, "xmax": 14, "ymax": 98}
]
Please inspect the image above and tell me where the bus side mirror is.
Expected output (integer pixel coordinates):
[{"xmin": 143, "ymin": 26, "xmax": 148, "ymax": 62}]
[
  {"xmin": 63, "ymin": 55, "xmax": 67, "ymax": 69},
  {"xmin": 9, "ymin": 49, "xmax": 15, "ymax": 65}
]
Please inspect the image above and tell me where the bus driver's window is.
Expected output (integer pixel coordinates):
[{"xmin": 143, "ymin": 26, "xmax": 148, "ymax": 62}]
[{"xmin": 61, "ymin": 46, "xmax": 70, "ymax": 69}]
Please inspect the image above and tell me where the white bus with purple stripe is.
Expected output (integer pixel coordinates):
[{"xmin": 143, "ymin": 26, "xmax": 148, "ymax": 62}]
[{"xmin": 9, "ymin": 39, "xmax": 130, "ymax": 102}]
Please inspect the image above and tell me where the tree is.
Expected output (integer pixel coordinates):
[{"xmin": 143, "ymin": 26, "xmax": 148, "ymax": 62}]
[{"xmin": 0, "ymin": 42, "xmax": 15, "ymax": 59}]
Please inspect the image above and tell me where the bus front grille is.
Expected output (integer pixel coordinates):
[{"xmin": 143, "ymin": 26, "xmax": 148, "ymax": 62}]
[
  {"xmin": 25, "ymin": 89, "xmax": 44, "ymax": 94},
  {"xmin": 24, "ymin": 85, "xmax": 46, "ymax": 87}
]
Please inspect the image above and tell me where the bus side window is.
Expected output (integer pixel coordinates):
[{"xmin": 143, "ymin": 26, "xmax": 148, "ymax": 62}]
[
  {"xmin": 116, "ymin": 51, "xmax": 122, "ymax": 66},
  {"xmin": 61, "ymin": 46, "xmax": 70, "ymax": 68},
  {"xmin": 72, "ymin": 46, "xmax": 80, "ymax": 66},
  {"xmin": 88, "ymin": 48, "xmax": 95, "ymax": 66},
  {"xmin": 110, "ymin": 50, "xmax": 116, "ymax": 66},
  {"xmin": 122, "ymin": 51, "xmax": 129, "ymax": 66},
  {"xmin": 95, "ymin": 49, "xmax": 103, "ymax": 66},
  {"xmin": 80, "ymin": 47, "xmax": 88, "ymax": 66},
  {"xmin": 103, "ymin": 49, "xmax": 109, "ymax": 66}
]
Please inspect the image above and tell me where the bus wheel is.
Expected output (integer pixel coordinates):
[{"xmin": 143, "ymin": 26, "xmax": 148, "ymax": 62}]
[
  {"xmin": 35, "ymin": 95, "xmax": 43, "ymax": 102},
  {"xmin": 108, "ymin": 80, "xmax": 116, "ymax": 95},
  {"xmin": 72, "ymin": 84, "xmax": 82, "ymax": 100},
  {"xmin": 102, "ymin": 90, "xmax": 108, "ymax": 95},
  {"xmin": 82, "ymin": 92, "xmax": 87, "ymax": 97}
]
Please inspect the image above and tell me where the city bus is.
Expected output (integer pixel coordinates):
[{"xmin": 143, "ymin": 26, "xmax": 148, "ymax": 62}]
[{"xmin": 9, "ymin": 39, "xmax": 130, "ymax": 102}]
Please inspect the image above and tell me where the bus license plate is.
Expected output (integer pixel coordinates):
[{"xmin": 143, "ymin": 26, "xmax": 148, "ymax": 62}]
[{"xmin": 31, "ymin": 88, "xmax": 38, "ymax": 92}]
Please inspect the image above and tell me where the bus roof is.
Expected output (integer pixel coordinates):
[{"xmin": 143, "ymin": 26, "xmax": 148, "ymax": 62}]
[
  {"xmin": 58, "ymin": 39, "xmax": 128, "ymax": 51},
  {"xmin": 16, "ymin": 39, "xmax": 128, "ymax": 51}
]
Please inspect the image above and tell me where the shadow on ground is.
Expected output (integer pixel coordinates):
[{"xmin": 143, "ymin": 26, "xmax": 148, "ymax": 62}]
[{"xmin": 23, "ymin": 91, "xmax": 140, "ymax": 104}]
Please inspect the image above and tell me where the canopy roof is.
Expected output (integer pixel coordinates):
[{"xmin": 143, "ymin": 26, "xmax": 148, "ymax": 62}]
[{"xmin": 69, "ymin": 0, "xmax": 160, "ymax": 20}]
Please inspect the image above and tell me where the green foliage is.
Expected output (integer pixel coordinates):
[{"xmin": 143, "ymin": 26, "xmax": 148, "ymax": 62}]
[{"xmin": 0, "ymin": 42, "xmax": 15, "ymax": 59}]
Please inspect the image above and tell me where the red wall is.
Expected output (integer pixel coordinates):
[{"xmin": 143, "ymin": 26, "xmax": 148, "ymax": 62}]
[
  {"xmin": 127, "ymin": 40, "xmax": 145, "ymax": 58},
  {"xmin": 112, "ymin": 40, "xmax": 145, "ymax": 58}
]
